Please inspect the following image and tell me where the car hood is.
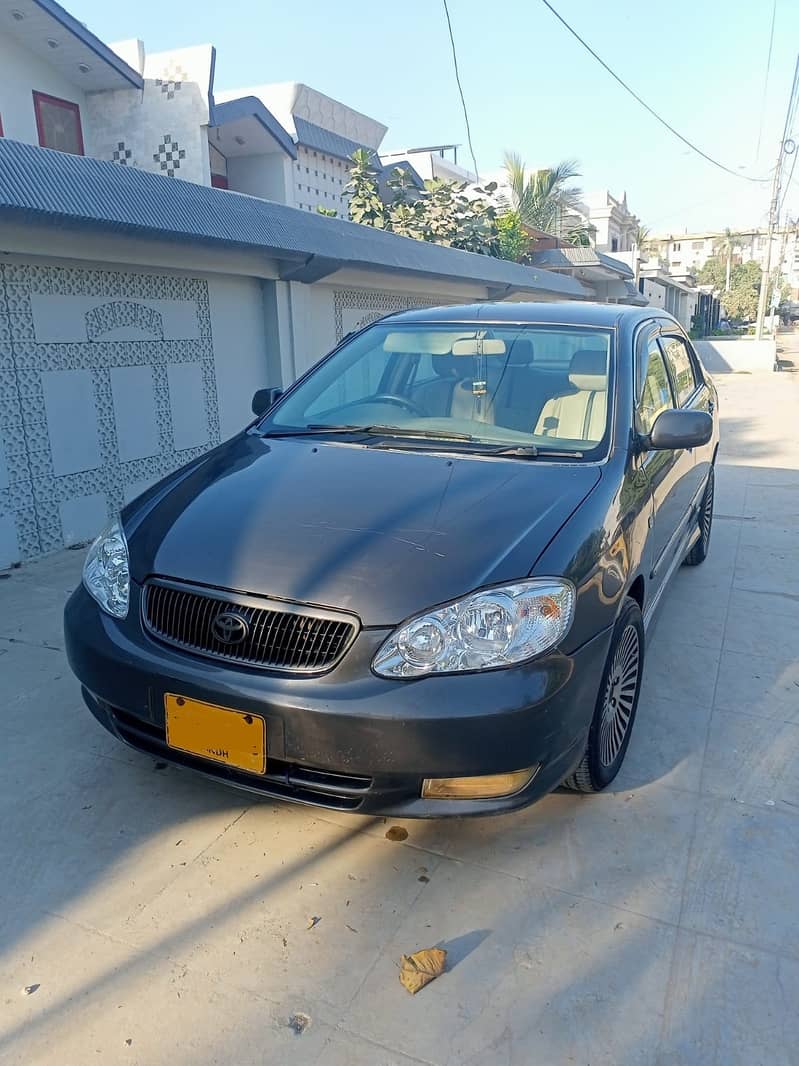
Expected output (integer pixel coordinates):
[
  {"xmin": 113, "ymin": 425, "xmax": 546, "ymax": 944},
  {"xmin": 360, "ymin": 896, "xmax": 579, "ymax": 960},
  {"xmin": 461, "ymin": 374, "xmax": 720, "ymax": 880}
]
[{"xmin": 127, "ymin": 434, "xmax": 601, "ymax": 625}]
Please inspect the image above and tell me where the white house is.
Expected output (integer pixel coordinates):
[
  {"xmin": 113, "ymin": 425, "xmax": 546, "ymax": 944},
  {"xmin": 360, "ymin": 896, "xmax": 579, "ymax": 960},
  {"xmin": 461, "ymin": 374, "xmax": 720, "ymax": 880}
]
[
  {"xmin": 652, "ymin": 228, "xmax": 799, "ymax": 298},
  {"xmin": 0, "ymin": 0, "xmax": 392, "ymax": 213},
  {"xmin": 214, "ymin": 82, "xmax": 388, "ymax": 214},
  {"xmin": 638, "ymin": 259, "xmax": 699, "ymax": 332},
  {"xmin": 380, "ymin": 144, "xmax": 477, "ymax": 186},
  {"xmin": 576, "ymin": 190, "xmax": 639, "ymax": 254}
]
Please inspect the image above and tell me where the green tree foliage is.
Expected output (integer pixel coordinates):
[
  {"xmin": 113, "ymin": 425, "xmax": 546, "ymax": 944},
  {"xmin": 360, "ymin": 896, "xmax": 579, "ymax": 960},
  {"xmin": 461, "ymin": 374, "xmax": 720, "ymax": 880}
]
[
  {"xmin": 496, "ymin": 210, "xmax": 530, "ymax": 262},
  {"xmin": 316, "ymin": 205, "xmax": 338, "ymax": 217},
  {"xmin": 634, "ymin": 224, "xmax": 651, "ymax": 256},
  {"xmin": 699, "ymin": 256, "xmax": 763, "ymax": 320},
  {"xmin": 502, "ymin": 152, "xmax": 591, "ymax": 242},
  {"xmin": 345, "ymin": 150, "xmax": 594, "ymax": 261},
  {"xmin": 346, "ymin": 149, "xmax": 388, "ymax": 229},
  {"xmin": 696, "ymin": 256, "xmax": 728, "ymax": 291},
  {"xmin": 345, "ymin": 153, "xmax": 500, "ymax": 256},
  {"xmin": 565, "ymin": 225, "xmax": 592, "ymax": 247},
  {"xmin": 713, "ymin": 228, "xmax": 741, "ymax": 291}
]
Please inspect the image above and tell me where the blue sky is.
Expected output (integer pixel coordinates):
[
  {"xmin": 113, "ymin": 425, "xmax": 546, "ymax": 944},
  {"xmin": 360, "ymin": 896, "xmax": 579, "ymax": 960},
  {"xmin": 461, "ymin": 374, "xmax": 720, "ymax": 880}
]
[{"xmin": 73, "ymin": 0, "xmax": 799, "ymax": 235}]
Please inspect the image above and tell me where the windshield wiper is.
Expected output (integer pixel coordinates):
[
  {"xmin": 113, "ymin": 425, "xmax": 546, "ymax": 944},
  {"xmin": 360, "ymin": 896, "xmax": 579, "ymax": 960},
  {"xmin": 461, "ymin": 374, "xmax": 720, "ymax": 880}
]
[
  {"xmin": 260, "ymin": 424, "xmax": 368, "ymax": 437},
  {"xmin": 363, "ymin": 424, "xmax": 473, "ymax": 441},
  {"xmin": 260, "ymin": 424, "xmax": 580, "ymax": 458},
  {"xmin": 476, "ymin": 446, "xmax": 584, "ymax": 459},
  {"xmin": 469, "ymin": 443, "xmax": 539, "ymax": 457}
]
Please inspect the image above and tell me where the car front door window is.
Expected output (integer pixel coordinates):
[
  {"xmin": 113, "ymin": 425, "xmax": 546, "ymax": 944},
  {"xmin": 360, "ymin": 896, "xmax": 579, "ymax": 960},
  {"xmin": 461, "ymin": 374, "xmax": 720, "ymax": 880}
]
[
  {"xmin": 637, "ymin": 338, "xmax": 674, "ymax": 434},
  {"xmin": 660, "ymin": 336, "xmax": 698, "ymax": 407}
]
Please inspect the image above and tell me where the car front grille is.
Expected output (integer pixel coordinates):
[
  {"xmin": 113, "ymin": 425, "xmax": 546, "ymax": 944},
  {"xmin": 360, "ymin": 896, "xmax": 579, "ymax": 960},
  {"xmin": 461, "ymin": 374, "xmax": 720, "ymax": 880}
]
[{"xmin": 142, "ymin": 580, "xmax": 358, "ymax": 673}]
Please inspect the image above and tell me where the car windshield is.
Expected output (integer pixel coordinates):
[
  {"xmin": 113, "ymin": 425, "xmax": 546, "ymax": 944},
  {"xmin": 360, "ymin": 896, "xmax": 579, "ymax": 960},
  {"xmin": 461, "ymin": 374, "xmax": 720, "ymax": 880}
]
[{"xmin": 262, "ymin": 322, "xmax": 614, "ymax": 459}]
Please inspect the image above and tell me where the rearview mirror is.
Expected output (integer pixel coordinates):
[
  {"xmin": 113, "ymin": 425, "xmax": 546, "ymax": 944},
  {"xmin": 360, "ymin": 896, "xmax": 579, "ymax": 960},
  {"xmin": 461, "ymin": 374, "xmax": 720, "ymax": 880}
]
[
  {"xmin": 645, "ymin": 408, "xmax": 712, "ymax": 451},
  {"xmin": 252, "ymin": 387, "xmax": 283, "ymax": 416},
  {"xmin": 451, "ymin": 338, "xmax": 507, "ymax": 356}
]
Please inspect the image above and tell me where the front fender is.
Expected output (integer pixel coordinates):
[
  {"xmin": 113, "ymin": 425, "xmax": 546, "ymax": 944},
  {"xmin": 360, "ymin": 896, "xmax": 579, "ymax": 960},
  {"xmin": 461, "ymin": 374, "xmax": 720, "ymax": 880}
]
[{"xmin": 532, "ymin": 453, "xmax": 651, "ymax": 652}]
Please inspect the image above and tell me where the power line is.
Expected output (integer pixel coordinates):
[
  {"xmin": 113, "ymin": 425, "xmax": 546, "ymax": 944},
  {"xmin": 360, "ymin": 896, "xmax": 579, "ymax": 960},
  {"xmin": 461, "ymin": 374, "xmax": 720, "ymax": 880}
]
[
  {"xmin": 538, "ymin": 0, "xmax": 769, "ymax": 184},
  {"xmin": 755, "ymin": 0, "xmax": 778, "ymax": 163},
  {"xmin": 441, "ymin": 0, "xmax": 480, "ymax": 181},
  {"xmin": 755, "ymin": 53, "xmax": 799, "ymax": 338},
  {"xmin": 776, "ymin": 54, "xmax": 799, "ymax": 219},
  {"xmin": 779, "ymin": 150, "xmax": 799, "ymax": 218}
]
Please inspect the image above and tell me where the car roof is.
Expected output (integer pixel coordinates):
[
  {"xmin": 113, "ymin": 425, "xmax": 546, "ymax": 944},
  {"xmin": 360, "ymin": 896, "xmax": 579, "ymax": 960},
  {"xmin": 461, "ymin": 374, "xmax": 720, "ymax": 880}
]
[{"xmin": 384, "ymin": 301, "xmax": 674, "ymax": 330}]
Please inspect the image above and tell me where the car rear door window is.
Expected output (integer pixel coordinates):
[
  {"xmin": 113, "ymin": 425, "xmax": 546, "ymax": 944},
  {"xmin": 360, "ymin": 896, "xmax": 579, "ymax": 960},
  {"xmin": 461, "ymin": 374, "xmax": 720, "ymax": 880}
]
[
  {"xmin": 660, "ymin": 336, "xmax": 698, "ymax": 407},
  {"xmin": 637, "ymin": 338, "xmax": 673, "ymax": 434}
]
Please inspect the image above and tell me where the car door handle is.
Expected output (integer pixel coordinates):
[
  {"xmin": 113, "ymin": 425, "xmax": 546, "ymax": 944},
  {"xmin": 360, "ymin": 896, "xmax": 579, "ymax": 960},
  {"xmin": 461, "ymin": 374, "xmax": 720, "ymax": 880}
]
[{"xmin": 707, "ymin": 398, "xmax": 715, "ymax": 414}]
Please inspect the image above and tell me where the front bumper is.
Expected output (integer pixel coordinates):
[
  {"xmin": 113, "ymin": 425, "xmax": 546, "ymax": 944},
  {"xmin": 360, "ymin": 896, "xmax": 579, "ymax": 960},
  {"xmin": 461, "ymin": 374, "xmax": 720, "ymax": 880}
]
[{"xmin": 64, "ymin": 582, "xmax": 612, "ymax": 817}]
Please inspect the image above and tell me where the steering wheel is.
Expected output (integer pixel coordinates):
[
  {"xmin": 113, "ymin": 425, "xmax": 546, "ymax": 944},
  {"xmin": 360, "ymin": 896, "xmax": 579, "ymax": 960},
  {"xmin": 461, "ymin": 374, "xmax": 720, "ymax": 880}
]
[{"xmin": 363, "ymin": 394, "xmax": 426, "ymax": 417}]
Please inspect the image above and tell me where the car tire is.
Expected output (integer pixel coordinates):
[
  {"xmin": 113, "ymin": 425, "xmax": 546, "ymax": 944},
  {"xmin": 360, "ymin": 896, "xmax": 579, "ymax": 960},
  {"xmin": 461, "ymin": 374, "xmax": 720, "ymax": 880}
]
[
  {"xmin": 684, "ymin": 466, "xmax": 714, "ymax": 566},
  {"xmin": 562, "ymin": 597, "xmax": 645, "ymax": 793}
]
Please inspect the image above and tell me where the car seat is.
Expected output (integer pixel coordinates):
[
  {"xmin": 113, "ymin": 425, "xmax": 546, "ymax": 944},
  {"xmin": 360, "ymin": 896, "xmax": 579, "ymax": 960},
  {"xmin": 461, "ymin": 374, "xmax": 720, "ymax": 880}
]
[{"xmin": 533, "ymin": 350, "xmax": 608, "ymax": 442}]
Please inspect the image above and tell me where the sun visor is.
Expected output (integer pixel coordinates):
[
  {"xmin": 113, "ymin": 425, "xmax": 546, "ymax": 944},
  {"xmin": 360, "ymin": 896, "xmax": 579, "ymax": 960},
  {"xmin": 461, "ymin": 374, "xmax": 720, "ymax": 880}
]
[{"xmin": 383, "ymin": 331, "xmax": 476, "ymax": 354}]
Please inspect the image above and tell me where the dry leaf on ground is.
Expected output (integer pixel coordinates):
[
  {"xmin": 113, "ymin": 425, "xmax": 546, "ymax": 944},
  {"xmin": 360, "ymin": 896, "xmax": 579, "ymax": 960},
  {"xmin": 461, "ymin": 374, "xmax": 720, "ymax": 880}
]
[{"xmin": 399, "ymin": 947, "xmax": 447, "ymax": 994}]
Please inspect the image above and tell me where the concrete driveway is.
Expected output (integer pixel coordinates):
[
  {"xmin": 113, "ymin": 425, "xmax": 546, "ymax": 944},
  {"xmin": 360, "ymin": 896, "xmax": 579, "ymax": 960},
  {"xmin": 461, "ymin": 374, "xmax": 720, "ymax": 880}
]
[{"xmin": 2, "ymin": 367, "xmax": 798, "ymax": 1066}]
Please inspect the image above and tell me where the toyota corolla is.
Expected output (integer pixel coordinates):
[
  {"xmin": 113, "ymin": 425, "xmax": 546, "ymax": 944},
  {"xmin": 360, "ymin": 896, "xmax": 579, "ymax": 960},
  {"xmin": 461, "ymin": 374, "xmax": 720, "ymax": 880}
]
[{"xmin": 64, "ymin": 302, "xmax": 718, "ymax": 816}]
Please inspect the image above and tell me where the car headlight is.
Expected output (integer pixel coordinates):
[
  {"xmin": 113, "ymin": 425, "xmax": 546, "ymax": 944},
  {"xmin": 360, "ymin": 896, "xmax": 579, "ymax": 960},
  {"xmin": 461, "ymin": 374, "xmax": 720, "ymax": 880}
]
[
  {"xmin": 83, "ymin": 518, "xmax": 130, "ymax": 619},
  {"xmin": 372, "ymin": 579, "xmax": 575, "ymax": 678}
]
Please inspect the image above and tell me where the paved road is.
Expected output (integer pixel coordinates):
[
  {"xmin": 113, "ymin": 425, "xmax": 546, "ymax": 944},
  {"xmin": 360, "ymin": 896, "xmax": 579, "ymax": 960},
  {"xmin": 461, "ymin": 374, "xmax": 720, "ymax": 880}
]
[{"xmin": 1, "ymin": 367, "xmax": 798, "ymax": 1066}]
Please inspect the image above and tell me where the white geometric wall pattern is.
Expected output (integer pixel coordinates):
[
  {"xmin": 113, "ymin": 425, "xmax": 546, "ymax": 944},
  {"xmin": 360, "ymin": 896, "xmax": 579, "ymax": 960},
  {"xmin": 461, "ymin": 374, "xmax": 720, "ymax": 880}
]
[
  {"xmin": 85, "ymin": 301, "xmax": 164, "ymax": 341},
  {"xmin": 111, "ymin": 141, "xmax": 134, "ymax": 166},
  {"xmin": 333, "ymin": 288, "xmax": 446, "ymax": 342},
  {"xmin": 0, "ymin": 262, "xmax": 220, "ymax": 563},
  {"xmin": 155, "ymin": 63, "xmax": 189, "ymax": 100},
  {"xmin": 152, "ymin": 135, "xmax": 187, "ymax": 178}
]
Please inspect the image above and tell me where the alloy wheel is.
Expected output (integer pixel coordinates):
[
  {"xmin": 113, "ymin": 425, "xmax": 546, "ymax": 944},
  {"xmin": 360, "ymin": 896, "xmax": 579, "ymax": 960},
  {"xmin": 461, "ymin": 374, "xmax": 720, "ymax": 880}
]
[
  {"xmin": 598, "ymin": 623, "xmax": 640, "ymax": 767},
  {"xmin": 701, "ymin": 471, "xmax": 714, "ymax": 543}
]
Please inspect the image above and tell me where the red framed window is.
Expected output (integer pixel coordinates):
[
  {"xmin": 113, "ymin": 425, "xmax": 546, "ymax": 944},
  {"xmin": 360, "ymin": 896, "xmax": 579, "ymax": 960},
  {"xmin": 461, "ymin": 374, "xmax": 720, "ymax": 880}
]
[
  {"xmin": 211, "ymin": 173, "xmax": 229, "ymax": 190},
  {"xmin": 32, "ymin": 91, "xmax": 84, "ymax": 155}
]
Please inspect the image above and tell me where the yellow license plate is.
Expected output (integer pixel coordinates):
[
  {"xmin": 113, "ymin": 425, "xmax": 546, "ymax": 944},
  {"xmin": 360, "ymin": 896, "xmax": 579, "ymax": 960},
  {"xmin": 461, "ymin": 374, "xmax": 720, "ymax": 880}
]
[{"xmin": 164, "ymin": 694, "xmax": 266, "ymax": 774}]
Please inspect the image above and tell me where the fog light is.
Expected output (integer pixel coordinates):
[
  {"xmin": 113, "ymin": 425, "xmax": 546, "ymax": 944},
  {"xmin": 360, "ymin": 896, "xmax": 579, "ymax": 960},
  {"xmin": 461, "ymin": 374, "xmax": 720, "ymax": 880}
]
[{"xmin": 421, "ymin": 766, "xmax": 539, "ymax": 800}]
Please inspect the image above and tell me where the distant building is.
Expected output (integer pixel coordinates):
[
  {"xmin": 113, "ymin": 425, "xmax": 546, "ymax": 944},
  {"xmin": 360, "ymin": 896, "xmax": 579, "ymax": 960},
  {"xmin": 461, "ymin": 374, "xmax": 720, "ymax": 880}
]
[
  {"xmin": 637, "ymin": 259, "xmax": 699, "ymax": 332},
  {"xmin": 380, "ymin": 144, "xmax": 477, "ymax": 186},
  {"xmin": 651, "ymin": 228, "xmax": 799, "ymax": 299},
  {"xmin": 576, "ymin": 190, "xmax": 639, "ymax": 254},
  {"xmin": 214, "ymin": 82, "xmax": 387, "ymax": 214},
  {"xmin": 0, "ymin": 6, "xmax": 394, "ymax": 214}
]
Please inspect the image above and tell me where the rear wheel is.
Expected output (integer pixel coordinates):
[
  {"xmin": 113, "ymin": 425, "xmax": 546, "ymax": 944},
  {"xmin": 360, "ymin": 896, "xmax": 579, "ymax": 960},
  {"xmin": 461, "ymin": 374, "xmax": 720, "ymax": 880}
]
[
  {"xmin": 563, "ymin": 598, "xmax": 644, "ymax": 793},
  {"xmin": 684, "ymin": 466, "xmax": 714, "ymax": 566}
]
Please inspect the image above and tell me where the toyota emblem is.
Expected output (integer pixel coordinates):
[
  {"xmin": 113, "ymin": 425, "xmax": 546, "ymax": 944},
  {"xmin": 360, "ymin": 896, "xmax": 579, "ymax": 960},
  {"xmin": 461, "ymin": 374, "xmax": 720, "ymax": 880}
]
[{"xmin": 212, "ymin": 610, "xmax": 249, "ymax": 645}]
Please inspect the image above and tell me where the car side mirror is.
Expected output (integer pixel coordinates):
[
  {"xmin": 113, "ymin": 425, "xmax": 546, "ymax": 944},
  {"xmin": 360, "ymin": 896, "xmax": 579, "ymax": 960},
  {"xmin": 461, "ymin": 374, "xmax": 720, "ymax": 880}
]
[
  {"xmin": 645, "ymin": 408, "xmax": 713, "ymax": 451},
  {"xmin": 252, "ymin": 387, "xmax": 283, "ymax": 416}
]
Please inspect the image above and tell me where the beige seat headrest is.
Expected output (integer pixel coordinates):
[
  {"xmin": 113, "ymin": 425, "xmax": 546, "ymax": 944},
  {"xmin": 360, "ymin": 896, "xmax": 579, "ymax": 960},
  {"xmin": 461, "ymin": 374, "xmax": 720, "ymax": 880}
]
[{"xmin": 569, "ymin": 350, "xmax": 608, "ymax": 391}]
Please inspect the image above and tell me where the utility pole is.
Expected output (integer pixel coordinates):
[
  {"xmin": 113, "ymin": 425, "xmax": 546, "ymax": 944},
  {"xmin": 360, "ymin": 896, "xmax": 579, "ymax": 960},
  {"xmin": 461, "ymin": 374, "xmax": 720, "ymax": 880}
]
[
  {"xmin": 756, "ymin": 54, "xmax": 799, "ymax": 340},
  {"xmin": 755, "ymin": 162, "xmax": 781, "ymax": 340},
  {"xmin": 770, "ymin": 216, "xmax": 796, "ymax": 319}
]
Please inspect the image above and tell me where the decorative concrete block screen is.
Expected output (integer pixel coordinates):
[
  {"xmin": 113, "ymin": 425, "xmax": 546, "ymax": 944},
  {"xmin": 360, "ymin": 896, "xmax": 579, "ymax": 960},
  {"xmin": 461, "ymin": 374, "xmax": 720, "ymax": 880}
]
[
  {"xmin": 0, "ymin": 261, "xmax": 220, "ymax": 566},
  {"xmin": 333, "ymin": 288, "xmax": 443, "ymax": 342}
]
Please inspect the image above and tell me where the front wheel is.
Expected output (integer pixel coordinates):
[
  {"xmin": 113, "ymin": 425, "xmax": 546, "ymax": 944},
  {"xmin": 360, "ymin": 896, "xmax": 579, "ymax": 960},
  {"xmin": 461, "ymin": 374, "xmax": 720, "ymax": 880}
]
[
  {"xmin": 684, "ymin": 466, "xmax": 714, "ymax": 566},
  {"xmin": 562, "ymin": 598, "xmax": 645, "ymax": 793}
]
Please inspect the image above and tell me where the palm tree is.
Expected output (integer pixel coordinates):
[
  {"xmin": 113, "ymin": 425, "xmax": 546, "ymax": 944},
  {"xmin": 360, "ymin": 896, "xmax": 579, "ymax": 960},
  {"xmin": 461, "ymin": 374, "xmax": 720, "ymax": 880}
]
[
  {"xmin": 502, "ymin": 153, "xmax": 588, "ymax": 240},
  {"xmin": 715, "ymin": 228, "xmax": 740, "ymax": 292}
]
